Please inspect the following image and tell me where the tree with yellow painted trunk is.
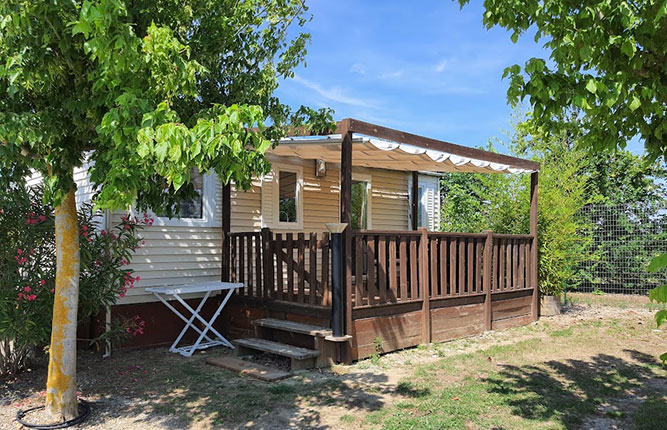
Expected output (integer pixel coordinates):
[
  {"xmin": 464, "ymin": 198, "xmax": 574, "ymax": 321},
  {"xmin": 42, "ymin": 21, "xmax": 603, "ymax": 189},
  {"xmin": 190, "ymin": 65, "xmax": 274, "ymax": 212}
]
[{"xmin": 0, "ymin": 0, "xmax": 329, "ymax": 421}]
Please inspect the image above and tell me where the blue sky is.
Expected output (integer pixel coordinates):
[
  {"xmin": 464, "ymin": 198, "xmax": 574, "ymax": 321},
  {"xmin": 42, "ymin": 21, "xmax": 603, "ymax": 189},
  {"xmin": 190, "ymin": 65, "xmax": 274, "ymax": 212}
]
[{"xmin": 276, "ymin": 1, "xmax": 645, "ymax": 155}]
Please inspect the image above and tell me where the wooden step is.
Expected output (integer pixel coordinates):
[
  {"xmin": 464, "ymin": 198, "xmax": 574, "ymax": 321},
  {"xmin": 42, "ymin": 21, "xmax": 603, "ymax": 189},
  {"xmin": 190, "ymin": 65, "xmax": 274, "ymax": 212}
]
[
  {"xmin": 235, "ymin": 338, "xmax": 320, "ymax": 360},
  {"xmin": 251, "ymin": 318, "xmax": 332, "ymax": 337},
  {"xmin": 206, "ymin": 356, "xmax": 291, "ymax": 382}
]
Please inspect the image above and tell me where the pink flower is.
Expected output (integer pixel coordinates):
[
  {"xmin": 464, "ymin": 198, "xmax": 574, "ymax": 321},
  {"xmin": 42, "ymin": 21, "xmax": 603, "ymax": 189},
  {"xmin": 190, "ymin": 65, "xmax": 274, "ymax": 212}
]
[
  {"xmin": 17, "ymin": 249, "xmax": 22, "ymax": 255},
  {"xmin": 50, "ymin": 289, "xmax": 55, "ymax": 293},
  {"xmin": 39, "ymin": 280, "xmax": 45, "ymax": 286},
  {"xmin": 82, "ymin": 225, "xmax": 88, "ymax": 232},
  {"xmin": 26, "ymin": 294, "xmax": 36, "ymax": 301},
  {"xmin": 135, "ymin": 276, "xmax": 141, "ymax": 282},
  {"xmin": 101, "ymin": 230, "xmax": 106, "ymax": 235},
  {"xmin": 119, "ymin": 292, "xmax": 125, "ymax": 298},
  {"xmin": 17, "ymin": 293, "xmax": 23, "ymax": 300},
  {"xmin": 38, "ymin": 215, "xmax": 46, "ymax": 222},
  {"xmin": 125, "ymin": 224, "xmax": 130, "ymax": 229},
  {"xmin": 24, "ymin": 286, "xmax": 31, "ymax": 293}
]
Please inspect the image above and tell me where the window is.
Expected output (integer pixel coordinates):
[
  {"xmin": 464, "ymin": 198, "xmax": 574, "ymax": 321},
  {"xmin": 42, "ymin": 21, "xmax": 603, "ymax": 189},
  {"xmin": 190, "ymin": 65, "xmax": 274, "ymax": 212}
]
[
  {"xmin": 148, "ymin": 169, "xmax": 218, "ymax": 227},
  {"xmin": 350, "ymin": 173, "xmax": 371, "ymax": 230},
  {"xmin": 417, "ymin": 186, "xmax": 426, "ymax": 228},
  {"xmin": 351, "ymin": 180, "xmax": 370, "ymax": 230},
  {"xmin": 278, "ymin": 171, "xmax": 298, "ymax": 223},
  {"xmin": 153, "ymin": 168, "xmax": 204, "ymax": 219}
]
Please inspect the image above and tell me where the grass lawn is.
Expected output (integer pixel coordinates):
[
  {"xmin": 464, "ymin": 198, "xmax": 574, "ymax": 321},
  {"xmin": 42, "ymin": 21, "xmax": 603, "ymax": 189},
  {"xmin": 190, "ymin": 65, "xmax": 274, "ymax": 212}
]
[{"xmin": 1, "ymin": 295, "xmax": 665, "ymax": 430}]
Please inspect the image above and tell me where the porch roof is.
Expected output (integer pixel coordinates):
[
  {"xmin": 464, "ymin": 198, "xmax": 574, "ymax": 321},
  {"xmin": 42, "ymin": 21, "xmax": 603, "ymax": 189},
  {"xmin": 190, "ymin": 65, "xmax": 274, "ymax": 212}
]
[{"xmin": 270, "ymin": 118, "xmax": 539, "ymax": 174}]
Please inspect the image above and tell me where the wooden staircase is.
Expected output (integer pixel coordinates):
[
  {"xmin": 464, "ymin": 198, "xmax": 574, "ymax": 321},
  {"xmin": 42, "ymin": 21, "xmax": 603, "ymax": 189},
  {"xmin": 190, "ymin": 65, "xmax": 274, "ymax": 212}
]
[{"xmin": 233, "ymin": 318, "xmax": 341, "ymax": 371}]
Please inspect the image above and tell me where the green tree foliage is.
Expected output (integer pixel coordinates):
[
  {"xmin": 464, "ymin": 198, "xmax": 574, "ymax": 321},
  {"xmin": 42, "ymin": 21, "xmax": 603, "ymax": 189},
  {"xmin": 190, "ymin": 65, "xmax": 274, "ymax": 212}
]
[
  {"xmin": 459, "ymin": 0, "xmax": 667, "ymax": 160},
  {"xmin": 584, "ymin": 151, "xmax": 666, "ymax": 204},
  {"xmin": 440, "ymin": 120, "xmax": 593, "ymax": 296},
  {"xmin": 0, "ymin": 0, "xmax": 323, "ymax": 209},
  {"xmin": 647, "ymin": 253, "xmax": 667, "ymax": 365}
]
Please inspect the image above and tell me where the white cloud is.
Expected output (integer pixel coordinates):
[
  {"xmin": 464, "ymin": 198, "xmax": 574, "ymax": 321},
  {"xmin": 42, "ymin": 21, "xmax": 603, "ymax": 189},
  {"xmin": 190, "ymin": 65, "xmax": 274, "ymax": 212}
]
[
  {"xmin": 350, "ymin": 63, "xmax": 367, "ymax": 75},
  {"xmin": 291, "ymin": 75, "xmax": 377, "ymax": 108},
  {"xmin": 434, "ymin": 59, "xmax": 448, "ymax": 73}
]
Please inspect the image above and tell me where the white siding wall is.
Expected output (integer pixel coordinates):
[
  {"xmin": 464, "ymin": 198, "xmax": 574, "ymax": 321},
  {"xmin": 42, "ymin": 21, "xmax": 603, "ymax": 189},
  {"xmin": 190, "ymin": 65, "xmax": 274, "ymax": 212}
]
[{"xmin": 25, "ymin": 155, "xmax": 441, "ymax": 304}]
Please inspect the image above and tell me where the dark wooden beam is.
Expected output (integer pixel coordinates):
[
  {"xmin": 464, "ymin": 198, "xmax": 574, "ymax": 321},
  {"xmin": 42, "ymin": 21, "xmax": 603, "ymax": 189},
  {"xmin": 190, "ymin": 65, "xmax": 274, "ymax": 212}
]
[
  {"xmin": 411, "ymin": 171, "xmax": 419, "ymax": 230},
  {"xmin": 340, "ymin": 118, "xmax": 540, "ymax": 172},
  {"xmin": 529, "ymin": 172, "xmax": 539, "ymax": 321},
  {"xmin": 221, "ymin": 182, "xmax": 231, "ymax": 282},
  {"xmin": 339, "ymin": 119, "xmax": 353, "ymax": 336}
]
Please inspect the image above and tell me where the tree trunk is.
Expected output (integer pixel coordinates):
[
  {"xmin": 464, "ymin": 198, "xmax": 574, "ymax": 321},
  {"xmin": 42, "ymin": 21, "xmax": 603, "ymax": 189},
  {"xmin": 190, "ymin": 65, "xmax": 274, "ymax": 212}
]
[{"xmin": 45, "ymin": 186, "xmax": 80, "ymax": 420}]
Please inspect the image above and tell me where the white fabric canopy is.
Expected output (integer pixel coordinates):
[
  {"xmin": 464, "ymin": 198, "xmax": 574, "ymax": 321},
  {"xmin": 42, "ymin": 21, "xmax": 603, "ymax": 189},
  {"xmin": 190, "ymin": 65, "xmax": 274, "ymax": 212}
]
[{"xmin": 270, "ymin": 134, "xmax": 537, "ymax": 174}]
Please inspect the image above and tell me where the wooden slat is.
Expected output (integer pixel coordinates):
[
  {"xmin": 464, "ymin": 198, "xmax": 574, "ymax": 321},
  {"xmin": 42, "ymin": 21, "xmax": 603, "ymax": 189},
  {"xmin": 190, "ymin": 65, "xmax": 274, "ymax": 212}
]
[
  {"xmin": 410, "ymin": 237, "xmax": 418, "ymax": 299},
  {"xmin": 321, "ymin": 233, "xmax": 330, "ymax": 306},
  {"xmin": 297, "ymin": 233, "xmax": 305, "ymax": 303},
  {"xmin": 519, "ymin": 241, "xmax": 525, "ymax": 289},
  {"xmin": 467, "ymin": 238, "xmax": 473, "ymax": 294},
  {"xmin": 430, "ymin": 236, "xmax": 437, "ymax": 299},
  {"xmin": 286, "ymin": 233, "xmax": 294, "ymax": 301},
  {"xmin": 378, "ymin": 236, "xmax": 387, "ymax": 304},
  {"xmin": 355, "ymin": 236, "xmax": 364, "ymax": 307},
  {"xmin": 439, "ymin": 237, "xmax": 447, "ymax": 297},
  {"xmin": 419, "ymin": 228, "xmax": 431, "ymax": 343},
  {"xmin": 458, "ymin": 239, "xmax": 465, "ymax": 295},
  {"xmin": 275, "ymin": 234, "xmax": 284, "ymax": 300},
  {"xmin": 309, "ymin": 232, "xmax": 317, "ymax": 304},
  {"xmin": 506, "ymin": 239, "xmax": 512, "ymax": 291},
  {"xmin": 389, "ymin": 236, "xmax": 398, "ymax": 302},
  {"xmin": 499, "ymin": 239, "xmax": 505, "ymax": 291},
  {"xmin": 450, "ymin": 238, "xmax": 457, "ymax": 295},
  {"xmin": 399, "ymin": 237, "xmax": 408, "ymax": 300},
  {"xmin": 475, "ymin": 239, "xmax": 482, "ymax": 294},
  {"xmin": 483, "ymin": 231, "xmax": 492, "ymax": 330},
  {"xmin": 240, "ymin": 235, "xmax": 246, "ymax": 294},
  {"xmin": 231, "ymin": 235, "xmax": 238, "ymax": 285},
  {"xmin": 255, "ymin": 234, "xmax": 262, "ymax": 297},
  {"xmin": 367, "ymin": 237, "xmax": 377, "ymax": 305}
]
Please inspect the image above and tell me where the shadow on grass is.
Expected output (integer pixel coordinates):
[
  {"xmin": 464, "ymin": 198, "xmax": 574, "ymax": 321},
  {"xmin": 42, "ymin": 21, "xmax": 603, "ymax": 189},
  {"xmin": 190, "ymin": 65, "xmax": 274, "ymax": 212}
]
[
  {"xmin": 484, "ymin": 350, "xmax": 664, "ymax": 429},
  {"xmin": 62, "ymin": 348, "xmax": 413, "ymax": 430}
]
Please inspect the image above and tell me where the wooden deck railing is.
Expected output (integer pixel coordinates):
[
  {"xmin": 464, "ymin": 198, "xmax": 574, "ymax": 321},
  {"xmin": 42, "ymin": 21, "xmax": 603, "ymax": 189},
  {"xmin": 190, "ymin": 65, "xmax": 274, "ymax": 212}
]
[
  {"xmin": 223, "ymin": 228, "xmax": 536, "ymax": 319},
  {"xmin": 225, "ymin": 229, "xmax": 332, "ymax": 307}
]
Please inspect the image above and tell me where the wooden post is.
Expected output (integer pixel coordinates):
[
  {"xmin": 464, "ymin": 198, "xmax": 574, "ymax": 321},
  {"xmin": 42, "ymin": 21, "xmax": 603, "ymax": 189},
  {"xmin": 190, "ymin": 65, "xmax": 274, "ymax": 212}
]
[
  {"xmin": 340, "ymin": 120, "xmax": 353, "ymax": 335},
  {"xmin": 221, "ymin": 182, "xmax": 231, "ymax": 282},
  {"xmin": 530, "ymin": 172, "xmax": 539, "ymax": 320},
  {"xmin": 483, "ymin": 230, "xmax": 493, "ymax": 330},
  {"xmin": 261, "ymin": 228, "xmax": 273, "ymax": 299},
  {"xmin": 419, "ymin": 227, "xmax": 431, "ymax": 344},
  {"xmin": 411, "ymin": 171, "xmax": 419, "ymax": 230}
]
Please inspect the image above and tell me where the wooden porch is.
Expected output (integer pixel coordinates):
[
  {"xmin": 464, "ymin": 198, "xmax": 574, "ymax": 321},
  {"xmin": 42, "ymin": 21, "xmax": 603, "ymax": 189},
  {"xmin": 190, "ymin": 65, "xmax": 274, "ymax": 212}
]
[
  {"xmin": 221, "ymin": 228, "xmax": 537, "ymax": 361},
  {"xmin": 219, "ymin": 118, "xmax": 540, "ymax": 364}
]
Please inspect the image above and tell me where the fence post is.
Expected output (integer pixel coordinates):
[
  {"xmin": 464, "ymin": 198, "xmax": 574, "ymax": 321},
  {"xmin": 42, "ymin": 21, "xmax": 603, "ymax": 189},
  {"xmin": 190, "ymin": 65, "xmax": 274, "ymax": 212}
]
[
  {"xmin": 221, "ymin": 183, "xmax": 231, "ymax": 282},
  {"xmin": 419, "ymin": 228, "xmax": 431, "ymax": 344},
  {"xmin": 483, "ymin": 230, "xmax": 493, "ymax": 331},
  {"xmin": 261, "ymin": 228, "xmax": 273, "ymax": 299},
  {"xmin": 530, "ymin": 172, "xmax": 539, "ymax": 321}
]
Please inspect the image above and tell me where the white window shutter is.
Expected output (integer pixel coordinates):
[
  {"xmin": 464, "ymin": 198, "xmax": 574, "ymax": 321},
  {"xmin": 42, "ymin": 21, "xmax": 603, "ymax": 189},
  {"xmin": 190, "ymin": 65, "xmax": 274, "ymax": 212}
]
[
  {"xmin": 408, "ymin": 174, "xmax": 441, "ymax": 231},
  {"xmin": 261, "ymin": 171, "xmax": 275, "ymax": 228}
]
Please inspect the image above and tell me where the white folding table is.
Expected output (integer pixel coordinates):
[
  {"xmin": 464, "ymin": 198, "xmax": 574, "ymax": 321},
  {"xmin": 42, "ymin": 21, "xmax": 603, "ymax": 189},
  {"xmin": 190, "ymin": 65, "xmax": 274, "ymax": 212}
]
[{"xmin": 146, "ymin": 281, "xmax": 242, "ymax": 357}]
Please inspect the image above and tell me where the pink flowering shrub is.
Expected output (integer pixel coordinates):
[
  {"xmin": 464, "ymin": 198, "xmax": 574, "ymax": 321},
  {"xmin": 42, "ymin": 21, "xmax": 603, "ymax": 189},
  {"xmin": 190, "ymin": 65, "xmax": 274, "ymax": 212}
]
[{"xmin": 0, "ymin": 185, "xmax": 150, "ymax": 375}]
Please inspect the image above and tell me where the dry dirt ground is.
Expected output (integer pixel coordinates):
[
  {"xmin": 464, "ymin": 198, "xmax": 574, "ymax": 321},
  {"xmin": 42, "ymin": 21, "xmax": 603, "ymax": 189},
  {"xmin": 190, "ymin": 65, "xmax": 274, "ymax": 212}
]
[{"xmin": 1, "ymin": 294, "xmax": 665, "ymax": 430}]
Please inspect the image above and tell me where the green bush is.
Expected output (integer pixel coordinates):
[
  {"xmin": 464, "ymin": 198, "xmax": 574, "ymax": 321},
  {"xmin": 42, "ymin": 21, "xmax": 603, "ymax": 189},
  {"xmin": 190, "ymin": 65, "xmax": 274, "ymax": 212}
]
[
  {"xmin": 440, "ymin": 120, "xmax": 593, "ymax": 296},
  {"xmin": 0, "ymin": 184, "xmax": 147, "ymax": 376}
]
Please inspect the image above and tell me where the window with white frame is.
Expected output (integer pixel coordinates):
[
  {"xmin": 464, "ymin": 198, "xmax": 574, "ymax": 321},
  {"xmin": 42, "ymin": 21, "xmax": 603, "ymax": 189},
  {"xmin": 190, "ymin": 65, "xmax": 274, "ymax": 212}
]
[
  {"xmin": 150, "ymin": 168, "xmax": 218, "ymax": 227},
  {"xmin": 273, "ymin": 166, "xmax": 303, "ymax": 228},
  {"xmin": 350, "ymin": 173, "xmax": 371, "ymax": 230},
  {"xmin": 417, "ymin": 186, "xmax": 426, "ymax": 228}
]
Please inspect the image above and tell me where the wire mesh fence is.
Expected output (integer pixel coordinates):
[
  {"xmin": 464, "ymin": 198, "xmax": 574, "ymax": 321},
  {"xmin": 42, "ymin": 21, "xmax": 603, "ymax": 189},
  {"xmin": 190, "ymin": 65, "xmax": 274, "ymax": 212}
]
[{"xmin": 573, "ymin": 202, "xmax": 667, "ymax": 295}]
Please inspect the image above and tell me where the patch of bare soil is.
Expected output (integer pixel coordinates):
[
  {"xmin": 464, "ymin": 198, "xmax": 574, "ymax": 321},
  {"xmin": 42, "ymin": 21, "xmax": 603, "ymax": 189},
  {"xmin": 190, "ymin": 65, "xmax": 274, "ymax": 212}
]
[{"xmin": 1, "ymin": 300, "xmax": 664, "ymax": 430}]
